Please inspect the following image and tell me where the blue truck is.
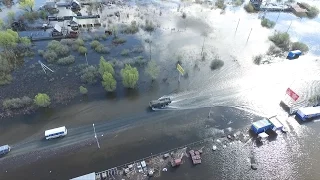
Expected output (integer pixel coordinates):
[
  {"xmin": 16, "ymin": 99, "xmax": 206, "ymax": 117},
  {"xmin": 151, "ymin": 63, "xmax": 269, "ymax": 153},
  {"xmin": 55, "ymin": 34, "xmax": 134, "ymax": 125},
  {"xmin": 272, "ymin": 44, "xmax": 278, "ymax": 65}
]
[{"xmin": 0, "ymin": 145, "xmax": 11, "ymax": 156}]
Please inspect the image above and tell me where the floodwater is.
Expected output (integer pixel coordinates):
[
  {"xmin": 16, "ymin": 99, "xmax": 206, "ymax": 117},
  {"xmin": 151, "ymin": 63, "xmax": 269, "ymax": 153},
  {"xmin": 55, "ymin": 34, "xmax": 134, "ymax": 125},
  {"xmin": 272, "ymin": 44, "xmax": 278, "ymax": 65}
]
[{"xmin": 1, "ymin": 0, "xmax": 320, "ymax": 179}]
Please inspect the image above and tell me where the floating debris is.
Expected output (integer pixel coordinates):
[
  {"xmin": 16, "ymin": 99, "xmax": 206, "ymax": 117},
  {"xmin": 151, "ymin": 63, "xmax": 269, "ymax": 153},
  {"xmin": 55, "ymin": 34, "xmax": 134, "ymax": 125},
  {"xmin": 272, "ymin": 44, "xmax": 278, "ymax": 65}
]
[
  {"xmin": 212, "ymin": 145, "xmax": 217, "ymax": 151},
  {"xmin": 251, "ymin": 163, "xmax": 258, "ymax": 170},
  {"xmin": 162, "ymin": 168, "xmax": 168, "ymax": 172}
]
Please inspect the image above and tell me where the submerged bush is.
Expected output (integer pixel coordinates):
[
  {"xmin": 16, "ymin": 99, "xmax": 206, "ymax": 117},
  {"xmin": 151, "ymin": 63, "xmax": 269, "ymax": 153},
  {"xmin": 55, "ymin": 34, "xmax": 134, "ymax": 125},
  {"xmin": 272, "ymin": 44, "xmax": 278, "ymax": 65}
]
[
  {"xmin": 267, "ymin": 45, "xmax": 282, "ymax": 56},
  {"xmin": 79, "ymin": 86, "xmax": 88, "ymax": 95},
  {"xmin": 268, "ymin": 32, "xmax": 290, "ymax": 51},
  {"xmin": 90, "ymin": 40, "xmax": 100, "ymax": 49},
  {"xmin": 47, "ymin": 40, "xmax": 70, "ymax": 57},
  {"xmin": 215, "ymin": 0, "xmax": 226, "ymax": 10},
  {"xmin": 60, "ymin": 39, "xmax": 74, "ymax": 46},
  {"xmin": 81, "ymin": 65, "xmax": 99, "ymax": 84},
  {"xmin": 2, "ymin": 96, "xmax": 33, "ymax": 109},
  {"xmin": 75, "ymin": 38, "xmax": 85, "ymax": 46},
  {"xmin": 253, "ymin": 55, "xmax": 263, "ymax": 65},
  {"xmin": 112, "ymin": 37, "xmax": 126, "ymax": 44},
  {"xmin": 232, "ymin": 0, "xmax": 244, "ymax": 6},
  {"xmin": 144, "ymin": 19, "xmax": 155, "ymax": 32},
  {"xmin": 291, "ymin": 42, "xmax": 309, "ymax": 54},
  {"xmin": 244, "ymin": 3, "xmax": 255, "ymax": 13},
  {"xmin": 34, "ymin": 93, "xmax": 51, "ymax": 108},
  {"xmin": 43, "ymin": 50, "xmax": 58, "ymax": 63},
  {"xmin": 261, "ymin": 18, "xmax": 275, "ymax": 29},
  {"xmin": 182, "ymin": 12, "xmax": 187, "ymax": 19},
  {"xmin": 95, "ymin": 44, "xmax": 110, "ymax": 54},
  {"xmin": 122, "ymin": 21, "xmax": 139, "ymax": 34},
  {"xmin": 210, "ymin": 58, "xmax": 224, "ymax": 70},
  {"xmin": 78, "ymin": 46, "xmax": 87, "ymax": 55},
  {"xmin": 307, "ymin": 6, "xmax": 319, "ymax": 19},
  {"xmin": 121, "ymin": 64, "xmax": 139, "ymax": 89},
  {"xmin": 57, "ymin": 55, "xmax": 75, "ymax": 65},
  {"xmin": 121, "ymin": 49, "xmax": 130, "ymax": 56},
  {"xmin": 38, "ymin": 50, "xmax": 44, "ymax": 56}
]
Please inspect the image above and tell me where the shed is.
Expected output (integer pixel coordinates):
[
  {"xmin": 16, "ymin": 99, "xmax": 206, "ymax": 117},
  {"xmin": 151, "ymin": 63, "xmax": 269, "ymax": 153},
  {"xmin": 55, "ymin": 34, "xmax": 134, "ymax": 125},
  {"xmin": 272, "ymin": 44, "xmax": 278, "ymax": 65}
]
[
  {"xmin": 291, "ymin": 4, "xmax": 308, "ymax": 13},
  {"xmin": 0, "ymin": 145, "xmax": 10, "ymax": 155},
  {"xmin": 171, "ymin": 159, "xmax": 182, "ymax": 167},
  {"xmin": 70, "ymin": 172, "xmax": 96, "ymax": 180},
  {"xmin": 53, "ymin": 24, "xmax": 62, "ymax": 32},
  {"xmin": 70, "ymin": 17, "xmax": 78, "ymax": 25},
  {"xmin": 269, "ymin": 117, "xmax": 283, "ymax": 131},
  {"xmin": 251, "ymin": 119, "xmax": 272, "ymax": 134},
  {"xmin": 141, "ymin": 161, "xmax": 146, "ymax": 168},
  {"xmin": 258, "ymin": 132, "xmax": 269, "ymax": 141},
  {"xmin": 287, "ymin": 50, "xmax": 302, "ymax": 59}
]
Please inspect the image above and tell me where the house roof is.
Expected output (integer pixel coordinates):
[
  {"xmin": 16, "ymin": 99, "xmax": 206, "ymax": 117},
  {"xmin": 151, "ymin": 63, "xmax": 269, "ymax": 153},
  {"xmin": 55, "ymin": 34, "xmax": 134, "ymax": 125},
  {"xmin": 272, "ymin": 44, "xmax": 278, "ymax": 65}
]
[{"xmin": 54, "ymin": 24, "xmax": 62, "ymax": 32}]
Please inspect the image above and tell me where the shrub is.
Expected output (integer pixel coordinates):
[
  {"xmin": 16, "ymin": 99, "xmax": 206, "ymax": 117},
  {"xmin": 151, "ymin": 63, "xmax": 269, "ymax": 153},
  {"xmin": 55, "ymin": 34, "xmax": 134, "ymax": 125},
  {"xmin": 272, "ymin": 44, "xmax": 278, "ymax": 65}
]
[
  {"xmin": 232, "ymin": 0, "xmax": 244, "ymax": 6},
  {"xmin": 95, "ymin": 44, "xmax": 110, "ymax": 54},
  {"xmin": 102, "ymin": 72, "xmax": 117, "ymax": 92},
  {"xmin": 145, "ymin": 60, "xmax": 160, "ymax": 80},
  {"xmin": 121, "ymin": 64, "xmax": 139, "ymax": 88},
  {"xmin": 112, "ymin": 37, "xmax": 126, "ymax": 44},
  {"xmin": 57, "ymin": 55, "xmax": 75, "ymax": 65},
  {"xmin": 34, "ymin": 93, "xmax": 51, "ymax": 107},
  {"xmin": 261, "ymin": 18, "xmax": 275, "ymax": 29},
  {"xmin": 121, "ymin": 49, "xmax": 130, "ymax": 56},
  {"xmin": 79, "ymin": 86, "xmax": 88, "ymax": 95},
  {"xmin": 2, "ymin": 96, "xmax": 33, "ymax": 109},
  {"xmin": 267, "ymin": 45, "xmax": 282, "ymax": 56},
  {"xmin": 144, "ymin": 19, "xmax": 155, "ymax": 32},
  {"xmin": 268, "ymin": 32, "xmax": 290, "ymax": 51},
  {"xmin": 291, "ymin": 42, "xmax": 309, "ymax": 54},
  {"xmin": 90, "ymin": 40, "xmax": 100, "ymax": 49},
  {"xmin": 78, "ymin": 46, "xmax": 87, "ymax": 55},
  {"xmin": 43, "ymin": 50, "xmax": 58, "ymax": 63},
  {"xmin": 81, "ymin": 65, "xmax": 99, "ymax": 84},
  {"xmin": 244, "ymin": 3, "xmax": 255, "ymax": 13},
  {"xmin": 75, "ymin": 38, "xmax": 85, "ymax": 46},
  {"xmin": 99, "ymin": 56, "xmax": 114, "ymax": 76},
  {"xmin": 210, "ymin": 58, "xmax": 224, "ymax": 70},
  {"xmin": 216, "ymin": 0, "xmax": 226, "ymax": 9},
  {"xmin": 253, "ymin": 55, "xmax": 262, "ymax": 65}
]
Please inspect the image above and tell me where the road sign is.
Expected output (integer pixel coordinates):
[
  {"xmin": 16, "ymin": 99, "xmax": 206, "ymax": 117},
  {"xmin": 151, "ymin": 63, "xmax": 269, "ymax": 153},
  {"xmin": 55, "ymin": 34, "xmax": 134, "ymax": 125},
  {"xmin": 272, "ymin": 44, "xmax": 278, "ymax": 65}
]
[
  {"xmin": 176, "ymin": 64, "xmax": 184, "ymax": 75},
  {"xmin": 286, "ymin": 88, "xmax": 299, "ymax": 101}
]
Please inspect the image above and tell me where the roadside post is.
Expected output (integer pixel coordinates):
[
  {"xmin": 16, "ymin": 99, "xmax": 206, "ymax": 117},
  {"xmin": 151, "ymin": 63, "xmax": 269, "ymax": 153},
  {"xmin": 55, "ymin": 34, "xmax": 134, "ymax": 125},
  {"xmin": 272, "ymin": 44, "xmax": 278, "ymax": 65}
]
[
  {"xmin": 85, "ymin": 53, "xmax": 88, "ymax": 65},
  {"xmin": 93, "ymin": 123, "xmax": 100, "ymax": 149},
  {"xmin": 176, "ymin": 64, "xmax": 185, "ymax": 83}
]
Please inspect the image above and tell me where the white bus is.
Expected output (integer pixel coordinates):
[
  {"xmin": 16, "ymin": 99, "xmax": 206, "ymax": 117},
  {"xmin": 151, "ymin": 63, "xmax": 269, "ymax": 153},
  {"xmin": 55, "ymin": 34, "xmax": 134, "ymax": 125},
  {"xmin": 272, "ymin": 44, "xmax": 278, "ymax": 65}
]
[{"xmin": 45, "ymin": 126, "xmax": 68, "ymax": 140}]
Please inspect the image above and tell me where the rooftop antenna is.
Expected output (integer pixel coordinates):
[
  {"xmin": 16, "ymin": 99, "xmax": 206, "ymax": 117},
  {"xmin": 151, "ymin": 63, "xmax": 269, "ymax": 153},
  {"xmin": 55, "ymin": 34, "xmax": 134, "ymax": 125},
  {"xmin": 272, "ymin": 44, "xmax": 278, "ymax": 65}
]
[{"xmin": 38, "ymin": 60, "xmax": 54, "ymax": 74}]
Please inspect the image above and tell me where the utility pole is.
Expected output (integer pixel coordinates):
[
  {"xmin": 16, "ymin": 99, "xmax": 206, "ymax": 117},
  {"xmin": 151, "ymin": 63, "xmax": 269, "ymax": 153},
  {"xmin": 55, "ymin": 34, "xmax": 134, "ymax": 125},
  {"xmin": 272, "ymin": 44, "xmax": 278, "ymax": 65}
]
[
  {"xmin": 286, "ymin": 20, "xmax": 292, "ymax": 33},
  {"xmin": 201, "ymin": 36, "xmax": 206, "ymax": 56},
  {"xmin": 275, "ymin": 11, "xmax": 281, "ymax": 25},
  {"xmin": 85, "ymin": 53, "xmax": 88, "ymax": 65},
  {"xmin": 149, "ymin": 40, "xmax": 152, "ymax": 61},
  {"xmin": 234, "ymin": 18, "xmax": 240, "ymax": 36},
  {"xmin": 246, "ymin": 28, "xmax": 252, "ymax": 45},
  {"xmin": 93, "ymin": 123, "xmax": 100, "ymax": 149}
]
